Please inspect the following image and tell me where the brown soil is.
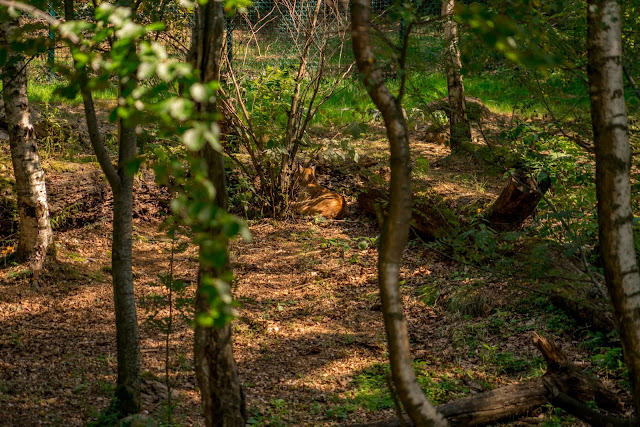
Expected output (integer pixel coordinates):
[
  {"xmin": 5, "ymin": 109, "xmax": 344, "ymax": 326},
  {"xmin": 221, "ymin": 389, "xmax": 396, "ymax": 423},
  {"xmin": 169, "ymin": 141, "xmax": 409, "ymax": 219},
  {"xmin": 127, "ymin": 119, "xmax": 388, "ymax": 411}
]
[{"xmin": 0, "ymin": 108, "xmax": 633, "ymax": 426}]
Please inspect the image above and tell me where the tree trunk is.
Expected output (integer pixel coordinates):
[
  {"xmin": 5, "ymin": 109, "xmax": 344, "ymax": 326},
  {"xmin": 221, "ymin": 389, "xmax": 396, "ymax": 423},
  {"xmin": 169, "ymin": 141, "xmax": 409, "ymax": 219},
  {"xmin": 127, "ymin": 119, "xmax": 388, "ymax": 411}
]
[
  {"xmin": 63, "ymin": 0, "xmax": 74, "ymax": 23},
  {"xmin": 111, "ymin": 110, "xmax": 141, "ymax": 416},
  {"xmin": 194, "ymin": 235, "xmax": 246, "ymax": 427},
  {"xmin": 351, "ymin": 1, "xmax": 447, "ymax": 425},
  {"xmin": 588, "ymin": 0, "xmax": 640, "ymax": 413},
  {"xmin": 0, "ymin": 19, "xmax": 54, "ymax": 282},
  {"xmin": 65, "ymin": 0, "xmax": 140, "ymax": 415},
  {"xmin": 189, "ymin": 2, "xmax": 246, "ymax": 425},
  {"xmin": 441, "ymin": 0, "xmax": 471, "ymax": 152}
]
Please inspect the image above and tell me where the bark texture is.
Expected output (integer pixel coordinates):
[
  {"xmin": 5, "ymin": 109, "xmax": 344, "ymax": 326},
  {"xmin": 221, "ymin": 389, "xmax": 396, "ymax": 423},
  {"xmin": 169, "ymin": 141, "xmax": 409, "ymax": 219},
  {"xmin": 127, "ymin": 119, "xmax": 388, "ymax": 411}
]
[
  {"xmin": 351, "ymin": 1, "xmax": 447, "ymax": 425},
  {"xmin": 189, "ymin": 2, "xmax": 246, "ymax": 425},
  {"xmin": 441, "ymin": 0, "xmax": 471, "ymax": 152},
  {"xmin": 1, "ymin": 20, "xmax": 54, "ymax": 280},
  {"xmin": 65, "ymin": 0, "xmax": 140, "ymax": 415},
  {"xmin": 588, "ymin": 0, "xmax": 640, "ymax": 413},
  {"xmin": 111, "ymin": 106, "xmax": 141, "ymax": 416}
]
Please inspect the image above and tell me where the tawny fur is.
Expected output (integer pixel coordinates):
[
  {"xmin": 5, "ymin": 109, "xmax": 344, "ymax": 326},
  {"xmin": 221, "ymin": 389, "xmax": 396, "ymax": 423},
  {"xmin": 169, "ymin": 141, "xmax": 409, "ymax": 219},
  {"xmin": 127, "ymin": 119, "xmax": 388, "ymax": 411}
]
[{"xmin": 293, "ymin": 166, "xmax": 347, "ymax": 219}]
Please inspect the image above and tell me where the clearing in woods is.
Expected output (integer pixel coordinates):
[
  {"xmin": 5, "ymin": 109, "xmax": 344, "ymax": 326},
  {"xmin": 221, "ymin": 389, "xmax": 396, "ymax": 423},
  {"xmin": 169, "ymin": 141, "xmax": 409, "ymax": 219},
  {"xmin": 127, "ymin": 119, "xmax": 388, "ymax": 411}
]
[{"xmin": 0, "ymin": 101, "xmax": 632, "ymax": 425}]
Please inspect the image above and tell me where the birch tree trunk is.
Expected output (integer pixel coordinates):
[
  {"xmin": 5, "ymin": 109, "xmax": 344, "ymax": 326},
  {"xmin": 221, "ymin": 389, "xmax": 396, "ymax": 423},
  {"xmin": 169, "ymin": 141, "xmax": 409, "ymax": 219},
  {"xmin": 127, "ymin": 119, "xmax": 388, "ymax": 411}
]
[
  {"xmin": 1, "ymin": 20, "xmax": 54, "ymax": 282},
  {"xmin": 351, "ymin": 0, "xmax": 447, "ymax": 425},
  {"xmin": 588, "ymin": 0, "xmax": 640, "ymax": 413},
  {"xmin": 189, "ymin": 2, "xmax": 246, "ymax": 425},
  {"xmin": 441, "ymin": 0, "xmax": 470, "ymax": 152}
]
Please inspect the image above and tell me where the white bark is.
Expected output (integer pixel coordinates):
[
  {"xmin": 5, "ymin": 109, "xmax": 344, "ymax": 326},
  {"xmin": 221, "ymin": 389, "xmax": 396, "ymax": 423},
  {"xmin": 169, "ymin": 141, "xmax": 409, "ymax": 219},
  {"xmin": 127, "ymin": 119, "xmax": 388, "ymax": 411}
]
[
  {"xmin": 588, "ymin": 0, "xmax": 640, "ymax": 412},
  {"xmin": 1, "ymin": 20, "xmax": 54, "ymax": 279},
  {"xmin": 441, "ymin": 0, "xmax": 470, "ymax": 151},
  {"xmin": 352, "ymin": 0, "xmax": 447, "ymax": 424}
]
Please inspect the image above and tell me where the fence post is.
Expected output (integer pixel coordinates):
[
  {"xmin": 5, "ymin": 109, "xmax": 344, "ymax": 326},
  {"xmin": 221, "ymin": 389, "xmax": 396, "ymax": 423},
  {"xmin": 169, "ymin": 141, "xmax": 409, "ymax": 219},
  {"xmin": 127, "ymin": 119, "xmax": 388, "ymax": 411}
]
[
  {"xmin": 48, "ymin": 2, "xmax": 55, "ymax": 80},
  {"xmin": 226, "ymin": 16, "xmax": 233, "ymax": 69}
]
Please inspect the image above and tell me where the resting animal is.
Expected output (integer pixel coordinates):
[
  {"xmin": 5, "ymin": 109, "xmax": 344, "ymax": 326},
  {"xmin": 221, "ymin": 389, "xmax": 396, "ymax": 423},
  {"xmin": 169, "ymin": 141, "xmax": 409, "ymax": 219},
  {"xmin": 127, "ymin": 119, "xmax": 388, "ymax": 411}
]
[{"xmin": 292, "ymin": 165, "xmax": 347, "ymax": 219}]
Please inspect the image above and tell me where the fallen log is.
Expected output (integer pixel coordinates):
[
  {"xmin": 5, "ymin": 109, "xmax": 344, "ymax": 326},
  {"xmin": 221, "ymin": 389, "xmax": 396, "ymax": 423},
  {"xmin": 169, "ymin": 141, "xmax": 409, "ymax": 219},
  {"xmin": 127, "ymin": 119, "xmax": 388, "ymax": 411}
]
[
  {"xmin": 550, "ymin": 290, "xmax": 615, "ymax": 333},
  {"xmin": 532, "ymin": 332, "xmax": 621, "ymax": 412},
  {"xmin": 357, "ymin": 187, "xmax": 454, "ymax": 240},
  {"xmin": 546, "ymin": 388, "xmax": 634, "ymax": 427},
  {"xmin": 437, "ymin": 378, "xmax": 547, "ymax": 425},
  {"xmin": 347, "ymin": 333, "xmax": 625, "ymax": 427}
]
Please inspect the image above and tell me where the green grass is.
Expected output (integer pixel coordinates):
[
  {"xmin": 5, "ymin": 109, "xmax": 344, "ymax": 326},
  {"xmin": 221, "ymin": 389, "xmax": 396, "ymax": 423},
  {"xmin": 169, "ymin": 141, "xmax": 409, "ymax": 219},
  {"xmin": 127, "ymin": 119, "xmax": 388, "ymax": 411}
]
[
  {"xmin": 23, "ymin": 53, "xmax": 597, "ymax": 134},
  {"xmin": 311, "ymin": 68, "xmax": 594, "ymax": 129},
  {"xmin": 28, "ymin": 80, "xmax": 117, "ymax": 105},
  {"xmin": 346, "ymin": 361, "xmax": 471, "ymax": 413}
]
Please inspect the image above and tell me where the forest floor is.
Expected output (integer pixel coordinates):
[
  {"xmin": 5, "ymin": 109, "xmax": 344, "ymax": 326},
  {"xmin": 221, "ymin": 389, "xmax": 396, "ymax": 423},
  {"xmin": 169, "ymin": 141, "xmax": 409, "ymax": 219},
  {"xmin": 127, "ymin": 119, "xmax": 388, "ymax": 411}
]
[{"xmin": 0, "ymin": 102, "xmax": 634, "ymax": 426}]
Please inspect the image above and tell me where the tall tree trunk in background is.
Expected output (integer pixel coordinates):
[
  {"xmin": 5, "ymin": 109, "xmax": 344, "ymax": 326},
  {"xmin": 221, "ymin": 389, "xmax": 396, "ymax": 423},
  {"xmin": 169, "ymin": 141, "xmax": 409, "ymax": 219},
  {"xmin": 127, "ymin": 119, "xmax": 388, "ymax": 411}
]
[
  {"xmin": 0, "ymin": 20, "xmax": 54, "ymax": 283},
  {"xmin": 65, "ymin": 0, "xmax": 140, "ymax": 416},
  {"xmin": 63, "ymin": 0, "xmax": 74, "ymax": 22},
  {"xmin": 189, "ymin": 2, "xmax": 246, "ymax": 425},
  {"xmin": 588, "ymin": 0, "xmax": 640, "ymax": 413},
  {"xmin": 351, "ymin": 1, "xmax": 447, "ymax": 425},
  {"xmin": 441, "ymin": 0, "xmax": 470, "ymax": 152}
]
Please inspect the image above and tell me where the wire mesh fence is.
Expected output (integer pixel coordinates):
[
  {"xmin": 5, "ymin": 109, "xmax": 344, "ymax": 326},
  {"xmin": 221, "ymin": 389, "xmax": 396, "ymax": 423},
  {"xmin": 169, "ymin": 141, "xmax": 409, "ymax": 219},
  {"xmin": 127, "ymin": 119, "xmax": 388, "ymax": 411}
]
[
  {"xmin": 223, "ymin": 0, "xmax": 351, "ymax": 78},
  {"xmin": 27, "ymin": 0, "xmax": 445, "ymax": 86}
]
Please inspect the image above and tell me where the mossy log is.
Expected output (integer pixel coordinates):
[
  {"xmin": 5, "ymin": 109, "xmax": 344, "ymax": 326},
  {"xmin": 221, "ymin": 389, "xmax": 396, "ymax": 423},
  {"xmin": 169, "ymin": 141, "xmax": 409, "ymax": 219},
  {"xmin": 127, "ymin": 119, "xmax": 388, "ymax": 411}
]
[
  {"xmin": 348, "ymin": 333, "xmax": 624, "ymax": 427},
  {"xmin": 357, "ymin": 187, "xmax": 453, "ymax": 239},
  {"xmin": 549, "ymin": 290, "xmax": 615, "ymax": 333}
]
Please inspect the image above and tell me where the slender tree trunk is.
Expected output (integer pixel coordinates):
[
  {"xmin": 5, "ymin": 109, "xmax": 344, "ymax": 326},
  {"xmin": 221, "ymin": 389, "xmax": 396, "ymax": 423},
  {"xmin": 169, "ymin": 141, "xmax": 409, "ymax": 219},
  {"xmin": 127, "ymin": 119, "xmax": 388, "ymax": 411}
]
[
  {"xmin": 1, "ymin": 20, "xmax": 54, "ymax": 281},
  {"xmin": 351, "ymin": 1, "xmax": 447, "ymax": 425},
  {"xmin": 189, "ymin": 2, "xmax": 246, "ymax": 425},
  {"xmin": 441, "ymin": 0, "xmax": 470, "ymax": 152},
  {"xmin": 64, "ymin": 0, "xmax": 74, "ymax": 24},
  {"xmin": 64, "ymin": 0, "xmax": 140, "ymax": 415},
  {"xmin": 588, "ymin": 0, "xmax": 640, "ymax": 413},
  {"xmin": 111, "ymin": 106, "xmax": 140, "ymax": 416}
]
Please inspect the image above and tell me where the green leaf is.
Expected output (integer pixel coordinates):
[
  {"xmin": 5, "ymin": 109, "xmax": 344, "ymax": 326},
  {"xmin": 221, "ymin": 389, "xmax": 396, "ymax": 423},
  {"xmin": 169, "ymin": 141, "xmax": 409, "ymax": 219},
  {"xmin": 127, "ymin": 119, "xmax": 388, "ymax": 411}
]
[
  {"xmin": 239, "ymin": 224, "xmax": 252, "ymax": 242},
  {"xmin": 196, "ymin": 312, "xmax": 215, "ymax": 327},
  {"xmin": 182, "ymin": 128, "xmax": 205, "ymax": 151},
  {"xmin": 126, "ymin": 157, "xmax": 143, "ymax": 176}
]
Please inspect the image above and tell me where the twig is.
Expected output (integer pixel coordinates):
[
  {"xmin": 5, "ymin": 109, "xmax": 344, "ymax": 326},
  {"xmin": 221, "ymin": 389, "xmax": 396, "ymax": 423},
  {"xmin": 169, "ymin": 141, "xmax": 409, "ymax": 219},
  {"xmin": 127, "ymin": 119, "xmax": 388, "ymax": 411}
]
[
  {"xmin": 536, "ymin": 187, "xmax": 607, "ymax": 299},
  {"xmin": 624, "ymin": 65, "xmax": 640, "ymax": 102},
  {"xmin": 165, "ymin": 238, "xmax": 174, "ymax": 423},
  {"xmin": 533, "ymin": 73, "xmax": 594, "ymax": 154}
]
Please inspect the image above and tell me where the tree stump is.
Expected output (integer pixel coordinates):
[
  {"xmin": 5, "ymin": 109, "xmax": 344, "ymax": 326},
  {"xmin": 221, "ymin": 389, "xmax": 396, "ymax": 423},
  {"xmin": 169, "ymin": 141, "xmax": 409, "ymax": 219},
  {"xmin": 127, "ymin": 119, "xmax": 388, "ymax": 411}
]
[{"xmin": 486, "ymin": 168, "xmax": 551, "ymax": 230}]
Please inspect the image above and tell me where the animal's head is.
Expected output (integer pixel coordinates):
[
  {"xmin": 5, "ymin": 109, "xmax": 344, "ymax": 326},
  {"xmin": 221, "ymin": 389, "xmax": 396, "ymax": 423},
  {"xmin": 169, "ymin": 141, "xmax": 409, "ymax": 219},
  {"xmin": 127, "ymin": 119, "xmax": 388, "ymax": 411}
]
[{"xmin": 294, "ymin": 165, "xmax": 317, "ymax": 187}]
